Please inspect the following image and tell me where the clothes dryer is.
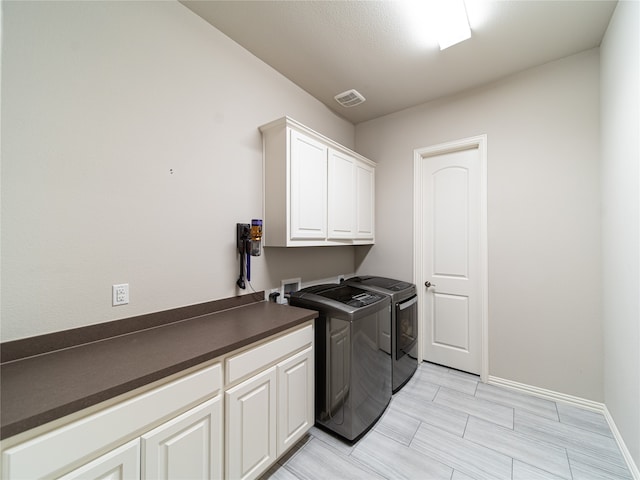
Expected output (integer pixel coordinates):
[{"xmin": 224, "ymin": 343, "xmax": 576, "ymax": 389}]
[{"xmin": 345, "ymin": 276, "xmax": 418, "ymax": 393}]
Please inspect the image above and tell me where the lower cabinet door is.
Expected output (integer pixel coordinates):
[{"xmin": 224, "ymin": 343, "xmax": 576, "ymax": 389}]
[
  {"xmin": 58, "ymin": 439, "xmax": 140, "ymax": 480},
  {"xmin": 225, "ymin": 366, "xmax": 277, "ymax": 480},
  {"xmin": 141, "ymin": 396, "xmax": 223, "ymax": 480},
  {"xmin": 277, "ymin": 346, "xmax": 314, "ymax": 456}
]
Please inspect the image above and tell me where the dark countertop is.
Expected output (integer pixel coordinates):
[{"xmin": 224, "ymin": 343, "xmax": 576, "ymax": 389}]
[{"xmin": 0, "ymin": 301, "xmax": 317, "ymax": 440}]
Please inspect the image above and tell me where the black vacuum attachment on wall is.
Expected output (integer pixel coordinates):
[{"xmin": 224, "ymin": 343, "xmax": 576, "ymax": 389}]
[
  {"xmin": 236, "ymin": 223, "xmax": 250, "ymax": 289},
  {"xmin": 236, "ymin": 220, "xmax": 262, "ymax": 289}
]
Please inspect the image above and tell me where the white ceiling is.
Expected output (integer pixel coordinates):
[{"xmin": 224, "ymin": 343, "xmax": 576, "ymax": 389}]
[{"xmin": 180, "ymin": 0, "xmax": 617, "ymax": 124}]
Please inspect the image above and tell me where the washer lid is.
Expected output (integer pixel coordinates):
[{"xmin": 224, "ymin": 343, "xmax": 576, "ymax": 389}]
[
  {"xmin": 295, "ymin": 283, "xmax": 384, "ymax": 308},
  {"xmin": 320, "ymin": 285, "xmax": 383, "ymax": 307},
  {"xmin": 348, "ymin": 276, "xmax": 412, "ymax": 292}
]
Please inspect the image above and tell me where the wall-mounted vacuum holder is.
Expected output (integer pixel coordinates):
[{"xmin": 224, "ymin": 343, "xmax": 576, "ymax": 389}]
[{"xmin": 236, "ymin": 219, "xmax": 262, "ymax": 289}]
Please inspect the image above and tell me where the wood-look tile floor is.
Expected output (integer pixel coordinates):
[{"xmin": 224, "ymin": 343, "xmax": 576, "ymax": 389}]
[{"xmin": 261, "ymin": 362, "xmax": 633, "ymax": 480}]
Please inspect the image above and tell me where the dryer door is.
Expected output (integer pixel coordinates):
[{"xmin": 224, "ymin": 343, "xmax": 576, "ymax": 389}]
[{"xmin": 396, "ymin": 295, "xmax": 418, "ymax": 360}]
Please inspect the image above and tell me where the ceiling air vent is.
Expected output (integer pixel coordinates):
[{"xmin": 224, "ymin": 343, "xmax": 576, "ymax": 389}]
[{"xmin": 334, "ymin": 89, "xmax": 366, "ymax": 108}]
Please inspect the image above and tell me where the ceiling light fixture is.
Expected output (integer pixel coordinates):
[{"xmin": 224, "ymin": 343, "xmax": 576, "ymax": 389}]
[
  {"xmin": 402, "ymin": 0, "xmax": 472, "ymax": 50},
  {"xmin": 432, "ymin": 0, "xmax": 471, "ymax": 50}
]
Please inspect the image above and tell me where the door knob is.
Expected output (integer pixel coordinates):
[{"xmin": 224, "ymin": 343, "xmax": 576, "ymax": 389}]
[{"xmin": 425, "ymin": 281, "xmax": 436, "ymax": 288}]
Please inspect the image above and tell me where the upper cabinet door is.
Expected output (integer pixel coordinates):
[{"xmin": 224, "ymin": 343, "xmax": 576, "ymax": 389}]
[
  {"xmin": 328, "ymin": 149, "xmax": 356, "ymax": 240},
  {"xmin": 289, "ymin": 130, "xmax": 328, "ymax": 241},
  {"xmin": 355, "ymin": 161, "xmax": 375, "ymax": 240}
]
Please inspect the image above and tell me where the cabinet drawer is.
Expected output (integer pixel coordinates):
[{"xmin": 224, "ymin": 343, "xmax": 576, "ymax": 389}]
[
  {"xmin": 2, "ymin": 363, "xmax": 221, "ymax": 480},
  {"xmin": 226, "ymin": 324, "xmax": 313, "ymax": 385}
]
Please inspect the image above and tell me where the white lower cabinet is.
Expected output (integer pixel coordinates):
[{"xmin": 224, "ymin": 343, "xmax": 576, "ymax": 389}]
[
  {"xmin": 142, "ymin": 396, "xmax": 222, "ymax": 480},
  {"xmin": 1, "ymin": 323, "xmax": 313, "ymax": 480},
  {"xmin": 225, "ymin": 345, "xmax": 314, "ymax": 480},
  {"xmin": 225, "ymin": 367, "xmax": 277, "ymax": 480},
  {"xmin": 225, "ymin": 324, "xmax": 314, "ymax": 480},
  {"xmin": 277, "ymin": 346, "xmax": 314, "ymax": 456},
  {"xmin": 58, "ymin": 439, "xmax": 141, "ymax": 480},
  {"xmin": 57, "ymin": 398, "xmax": 224, "ymax": 480},
  {"xmin": 2, "ymin": 364, "xmax": 222, "ymax": 480}
]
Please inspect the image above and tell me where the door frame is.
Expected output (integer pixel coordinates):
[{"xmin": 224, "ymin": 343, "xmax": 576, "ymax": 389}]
[{"xmin": 413, "ymin": 135, "xmax": 488, "ymax": 382}]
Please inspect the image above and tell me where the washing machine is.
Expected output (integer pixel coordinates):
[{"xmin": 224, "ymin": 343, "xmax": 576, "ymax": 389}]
[{"xmin": 288, "ymin": 283, "xmax": 391, "ymax": 442}]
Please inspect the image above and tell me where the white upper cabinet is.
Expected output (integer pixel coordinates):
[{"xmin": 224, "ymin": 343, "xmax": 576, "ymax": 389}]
[
  {"xmin": 328, "ymin": 149, "xmax": 356, "ymax": 240},
  {"xmin": 290, "ymin": 130, "xmax": 328, "ymax": 241},
  {"xmin": 260, "ymin": 117, "xmax": 375, "ymax": 246},
  {"xmin": 355, "ymin": 160, "xmax": 375, "ymax": 240}
]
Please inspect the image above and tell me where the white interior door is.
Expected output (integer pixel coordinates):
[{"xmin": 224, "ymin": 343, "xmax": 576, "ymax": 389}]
[{"xmin": 414, "ymin": 137, "xmax": 487, "ymax": 378}]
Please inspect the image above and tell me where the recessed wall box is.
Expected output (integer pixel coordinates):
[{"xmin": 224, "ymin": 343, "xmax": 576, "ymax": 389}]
[{"xmin": 280, "ymin": 277, "xmax": 302, "ymax": 304}]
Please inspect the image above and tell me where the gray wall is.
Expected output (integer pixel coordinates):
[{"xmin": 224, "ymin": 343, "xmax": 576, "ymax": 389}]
[
  {"xmin": 2, "ymin": 3, "xmax": 638, "ymax": 465},
  {"xmin": 355, "ymin": 50, "xmax": 603, "ymax": 402},
  {"xmin": 601, "ymin": 0, "xmax": 640, "ymax": 467},
  {"xmin": 0, "ymin": 1, "xmax": 356, "ymax": 341}
]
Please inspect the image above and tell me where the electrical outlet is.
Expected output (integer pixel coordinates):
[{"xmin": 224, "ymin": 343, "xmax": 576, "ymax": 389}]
[
  {"xmin": 112, "ymin": 284, "xmax": 129, "ymax": 306},
  {"xmin": 265, "ymin": 288, "xmax": 281, "ymax": 303}
]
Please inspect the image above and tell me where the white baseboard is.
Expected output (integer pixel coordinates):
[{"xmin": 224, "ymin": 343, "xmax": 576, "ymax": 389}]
[
  {"xmin": 488, "ymin": 375, "xmax": 639, "ymax": 479},
  {"xmin": 603, "ymin": 404, "xmax": 640, "ymax": 480},
  {"xmin": 487, "ymin": 375, "xmax": 604, "ymax": 411}
]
